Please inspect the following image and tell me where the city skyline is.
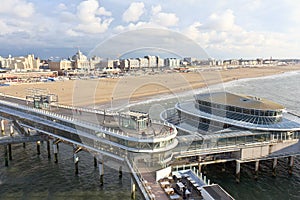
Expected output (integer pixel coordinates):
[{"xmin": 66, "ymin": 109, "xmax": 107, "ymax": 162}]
[{"xmin": 1, "ymin": 0, "xmax": 300, "ymax": 59}]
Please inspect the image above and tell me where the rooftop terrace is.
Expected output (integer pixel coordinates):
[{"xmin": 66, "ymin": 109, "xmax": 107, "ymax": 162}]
[{"xmin": 195, "ymin": 92, "xmax": 284, "ymax": 111}]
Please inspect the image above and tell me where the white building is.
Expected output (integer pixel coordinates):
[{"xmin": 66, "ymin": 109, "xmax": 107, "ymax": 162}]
[
  {"xmin": 128, "ymin": 59, "xmax": 140, "ymax": 69},
  {"xmin": 157, "ymin": 57, "xmax": 164, "ymax": 68},
  {"xmin": 165, "ymin": 58, "xmax": 180, "ymax": 68},
  {"xmin": 145, "ymin": 55, "xmax": 157, "ymax": 68},
  {"xmin": 72, "ymin": 50, "xmax": 93, "ymax": 70},
  {"xmin": 0, "ymin": 54, "xmax": 40, "ymax": 71},
  {"xmin": 120, "ymin": 59, "xmax": 129, "ymax": 71},
  {"xmin": 48, "ymin": 59, "xmax": 72, "ymax": 75},
  {"xmin": 138, "ymin": 58, "xmax": 149, "ymax": 68}
]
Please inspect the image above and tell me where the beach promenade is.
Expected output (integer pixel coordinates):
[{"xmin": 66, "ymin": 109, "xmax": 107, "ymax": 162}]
[{"xmin": 0, "ymin": 65, "xmax": 300, "ymax": 107}]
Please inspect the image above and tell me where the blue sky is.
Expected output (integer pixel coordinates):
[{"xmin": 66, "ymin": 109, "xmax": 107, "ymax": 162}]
[{"xmin": 0, "ymin": 0, "xmax": 299, "ymax": 59}]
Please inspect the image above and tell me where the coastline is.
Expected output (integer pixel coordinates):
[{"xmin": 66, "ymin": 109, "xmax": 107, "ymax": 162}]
[{"xmin": 1, "ymin": 65, "xmax": 300, "ymax": 107}]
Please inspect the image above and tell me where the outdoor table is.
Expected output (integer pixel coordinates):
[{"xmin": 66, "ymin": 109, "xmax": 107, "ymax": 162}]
[
  {"xmin": 160, "ymin": 181, "xmax": 170, "ymax": 188},
  {"xmin": 164, "ymin": 187, "xmax": 174, "ymax": 194},
  {"xmin": 170, "ymin": 194, "xmax": 180, "ymax": 200}
]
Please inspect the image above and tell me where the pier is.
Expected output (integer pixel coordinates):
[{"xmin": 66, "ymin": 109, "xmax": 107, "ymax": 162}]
[{"xmin": 1, "ymin": 94, "xmax": 300, "ymax": 199}]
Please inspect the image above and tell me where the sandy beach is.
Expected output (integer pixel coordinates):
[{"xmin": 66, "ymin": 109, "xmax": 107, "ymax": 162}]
[{"xmin": 1, "ymin": 65, "xmax": 300, "ymax": 107}]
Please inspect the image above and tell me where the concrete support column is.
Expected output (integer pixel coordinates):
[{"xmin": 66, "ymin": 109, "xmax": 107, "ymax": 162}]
[
  {"xmin": 1, "ymin": 119, "xmax": 5, "ymax": 135},
  {"xmin": 99, "ymin": 160, "xmax": 104, "ymax": 186},
  {"xmin": 47, "ymin": 140, "xmax": 51, "ymax": 159},
  {"xmin": 94, "ymin": 157, "xmax": 97, "ymax": 168},
  {"xmin": 74, "ymin": 153, "xmax": 79, "ymax": 175},
  {"xmin": 8, "ymin": 144, "xmax": 12, "ymax": 160},
  {"xmin": 131, "ymin": 178, "xmax": 136, "ymax": 200},
  {"xmin": 10, "ymin": 125, "xmax": 14, "ymax": 136},
  {"xmin": 4, "ymin": 145, "xmax": 8, "ymax": 167},
  {"xmin": 222, "ymin": 163, "xmax": 226, "ymax": 172},
  {"xmin": 36, "ymin": 141, "xmax": 41, "ymax": 155},
  {"xmin": 198, "ymin": 163, "xmax": 202, "ymax": 173},
  {"xmin": 272, "ymin": 158, "xmax": 278, "ymax": 177},
  {"xmin": 119, "ymin": 166, "xmax": 123, "ymax": 178},
  {"xmin": 254, "ymin": 160, "xmax": 259, "ymax": 180},
  {"xmin": 288, "ymin": 156, "xmax": 295, "ymax": 175},
  {"xmin": 236, "ymin": 160, "xmax": 241, "ymax": 183},
  {"xmin": 56, "ymin": 143, "xmax": 59, "ymax": 152},
  {"xmin": 53, "ymin": 143, "xmax": 58, "ymax": 163}
]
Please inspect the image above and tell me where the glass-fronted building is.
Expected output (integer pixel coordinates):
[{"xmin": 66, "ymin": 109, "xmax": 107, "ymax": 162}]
[{"xmin": 161, "ymin": 92, "xmax": 300, "ymax": 151}]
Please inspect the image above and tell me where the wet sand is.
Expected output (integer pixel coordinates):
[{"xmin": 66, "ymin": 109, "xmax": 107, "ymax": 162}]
[{"xmin": 1, "ymin": 65, "xmax": 300, "ymax": 107}]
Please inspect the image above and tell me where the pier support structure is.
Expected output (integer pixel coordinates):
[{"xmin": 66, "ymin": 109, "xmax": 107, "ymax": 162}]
[
  {"xmin": 36, "ymin": 141, "xmax": 41, "ymax": 155},
  {"xmin": 8, "ymin": 144, "xmax": 12, "ymax": 160},
  {"xmin": 73, "ymin": 145, "xmax": 82, "ymax": 175},
  {"xmin": 288, "ymin": 156, "xmax": 295, "ymax": 175},
  {"xmin": 10, "ymin": 124, "xmax": 14, "ymax": 136},
  {"xmin": 74, "ymin": 153, "xmax": 79, "ymax": 175},
  {"xmin": 254, "ymin": 160, "xmax": 259, "ymax": 180},
  {"xmin": 272, "ymin": 158, "xmax": 278, "ymax": 177},
  {"xmin": 53, "ymin": 142, "xmax": 58, "ymax": 163},
  {"xmin": 47, "ymin": 140, "xmax": 51, "ymax": 159},
  {"xmin": 119, "ymin": 166, "xmax": 123, "ymax": 178},
  {"xmin": 1, "ymin": 119, "xmax": 5, "ymax": 136},
  {"xmin": 198, "ymin": 163, "xmax": 202, "ymax": 173},
  {"xmin": 222, "ymin": 163, "xmax": 226, "ymax": 172},
  {"xmin": 94, "ymin": 157, "xmax": 97, "ymax": 167},
  {"xmin": 98, "ymin": 158, "xmax": 104, "ymax": 186},
  {"xmin": 235, "ymin": 160, "xmax": 241, "ymax": 183},
  {"xmin": 131, "ymin": 178, "xmax": 136, "ymax": 200},
  {"xmin": 4, "ymin": 145, "xmax": 8, "ymax": 167}
]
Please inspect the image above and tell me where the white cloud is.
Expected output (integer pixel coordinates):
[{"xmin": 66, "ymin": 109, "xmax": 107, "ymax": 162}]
[
  {"xmin": 122, "ymin": 2, "xmax": 145, "ymax": 23},
  {"xmin": 60, "ymin": 11, "xmax": 76, "ymax": 23},
  {"xmin": 98, "ymin": 7, "xmax": 112, "ymax": 16},
  {"xmin": 150, "ymin": 5, "xmax": 179, "ymax": 27},
  {"xmin": 75, "ymin": 0, "xmax": 113, "ymax": 34},
  {"xmin": 57, "ymin": 3, "xmax": 67, "ymax": 11},
  {"xmin": 114, "ymin": 4, "xmax": 179, "ymax": 34},
  {"xmin": 151, "ymin": 12, "xmax": 179, "ymax": 27},
  {"xmin": 183, "ymin": 22, "xmax": 203, "ymax": 41},
  {"xmin": 0, "ymin": 20, "xmax": 12, "ymax": 35},
  {"xmin": 76, "ymin": 18, "xmax": 113, "ymax": 34},
  {"xmin": 151, "ymin": 5, "xmax": 162, "ymax": 15},
  {"xmin": 0, "ymin": 0, "xmax": 34, "ymax": 18},
  {"xmin": 65, "ymin": 29, "xmax": 82, "ymax": 37},
  {"xmin": 182, "ymin": 8, "xmax": 300, "ymax": 58},
  {"xmin": 203, "ymin": 9, "xmax": 241, "ymax": 32}
]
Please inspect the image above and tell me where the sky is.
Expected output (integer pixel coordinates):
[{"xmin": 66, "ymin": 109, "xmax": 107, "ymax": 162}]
[{"xmin": 0, "ymin": 0, "xmax": 300, "ymax": 59}]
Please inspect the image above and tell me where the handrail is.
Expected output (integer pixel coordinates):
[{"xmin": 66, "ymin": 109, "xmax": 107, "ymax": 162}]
[{"xmin": 0, "ymin": 100, "xmax": 177, "ymax": 141}]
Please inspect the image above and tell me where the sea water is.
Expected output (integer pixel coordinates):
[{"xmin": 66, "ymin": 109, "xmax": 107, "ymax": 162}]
[{"xmin": 1, "ymin": 71, "xmax": 300, "ymax": 200}]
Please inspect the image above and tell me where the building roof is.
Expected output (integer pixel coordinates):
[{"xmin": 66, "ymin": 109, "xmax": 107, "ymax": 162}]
[
  {"xmin": 195, "ymin": 92, "xmax": 284, "ymax": 110},
  {"xmin": 120, "ymin": 110, "xmax": 149, "ymax": 119},
  {"xmin": 176, "ymin": 101, "xmax": 300, "ymax": 131},
  {"xmin": 202, "ymin": 184, "xmax": 234, "ymax": 200}
]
